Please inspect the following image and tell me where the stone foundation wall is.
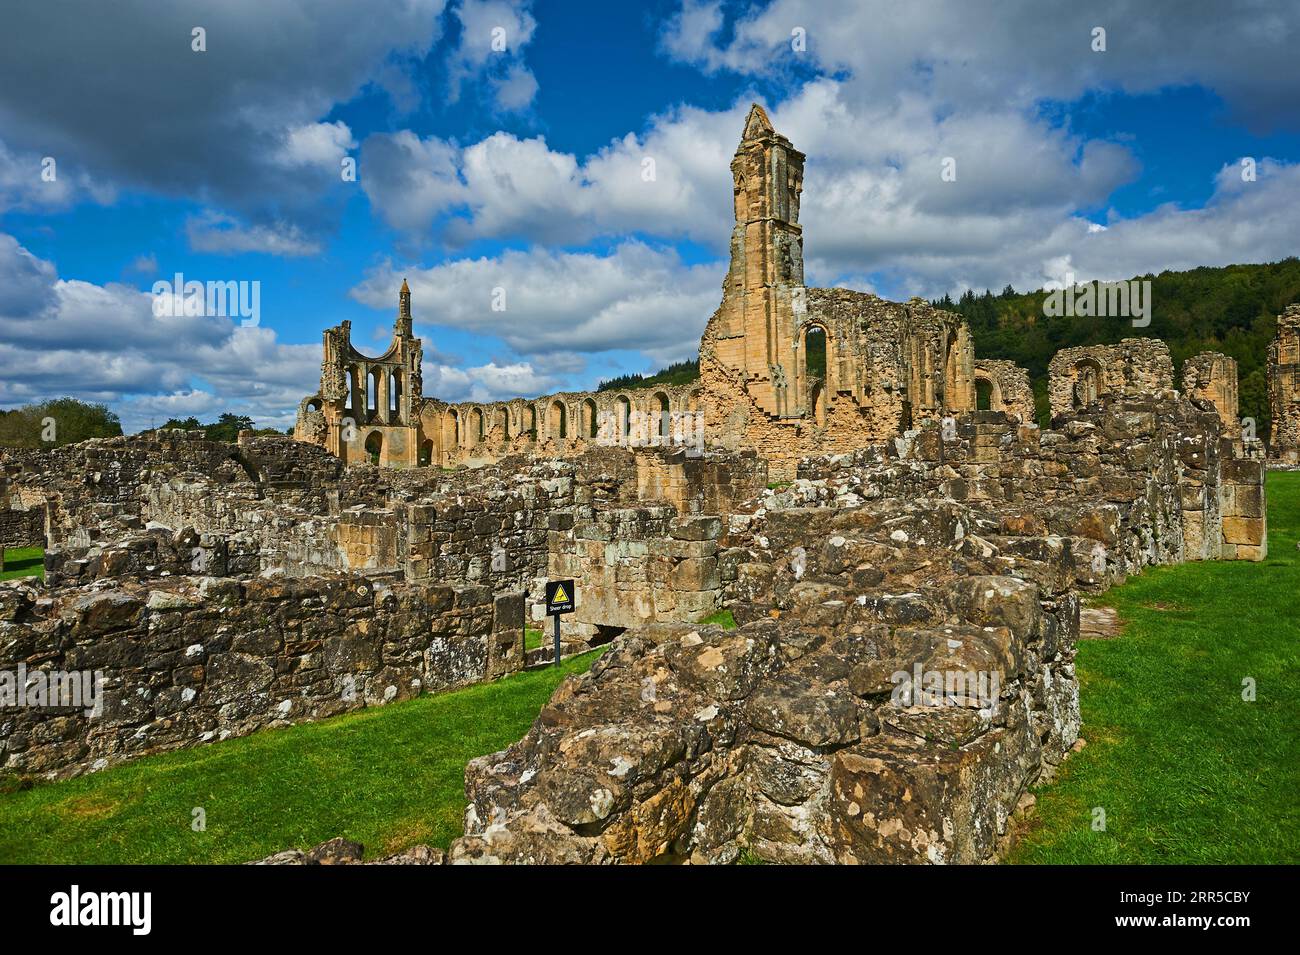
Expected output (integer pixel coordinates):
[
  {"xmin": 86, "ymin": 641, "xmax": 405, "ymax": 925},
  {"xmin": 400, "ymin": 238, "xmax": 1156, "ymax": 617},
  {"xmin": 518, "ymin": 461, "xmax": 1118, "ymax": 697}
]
[
  {"xmin": 0, "ymin": 574, "xmax": 525, "ymax": 779},
  {"xmin": 445, "ymin": 393, "xmax": 1266, "ymax": 864}
]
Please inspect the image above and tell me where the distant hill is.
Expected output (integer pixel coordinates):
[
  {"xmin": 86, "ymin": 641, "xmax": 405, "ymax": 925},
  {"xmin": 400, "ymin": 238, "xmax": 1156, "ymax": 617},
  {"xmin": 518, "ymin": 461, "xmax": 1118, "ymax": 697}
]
[
  {"xmin": 607, "ymin": 259, "xmax": 1300, "ymax": 434},
  {"xmin": 596, "ymin": 359, "xmax": 699, "ymax": 393}
]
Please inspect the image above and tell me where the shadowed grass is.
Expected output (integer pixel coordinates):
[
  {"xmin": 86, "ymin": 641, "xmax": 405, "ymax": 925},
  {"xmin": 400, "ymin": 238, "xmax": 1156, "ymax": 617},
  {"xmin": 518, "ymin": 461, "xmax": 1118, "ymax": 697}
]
[
  {"xmin": 0, "ymin": 546, "xmax": 43, "ymax": 582},
  {"xmin": 0, "ymin": 649, "xmax": 604, "ymax": 864},
  {"xmin": 1009, "ymin": 471, "xmax": 1300, "ymax": 864}
]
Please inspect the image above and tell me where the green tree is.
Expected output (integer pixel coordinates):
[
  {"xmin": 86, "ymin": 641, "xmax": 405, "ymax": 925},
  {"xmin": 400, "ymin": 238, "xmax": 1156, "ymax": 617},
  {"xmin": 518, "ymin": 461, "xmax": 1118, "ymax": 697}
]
[{"xmin": 0, "ymin": 397, "xmax": 123, "ymax": 448}]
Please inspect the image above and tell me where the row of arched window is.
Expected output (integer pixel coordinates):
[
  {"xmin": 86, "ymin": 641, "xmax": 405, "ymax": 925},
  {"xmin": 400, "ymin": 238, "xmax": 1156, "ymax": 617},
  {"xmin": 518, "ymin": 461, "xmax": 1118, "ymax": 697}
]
[{"xmin": 437, "ymin": 391, "xmax": 699, "ymax": 449}]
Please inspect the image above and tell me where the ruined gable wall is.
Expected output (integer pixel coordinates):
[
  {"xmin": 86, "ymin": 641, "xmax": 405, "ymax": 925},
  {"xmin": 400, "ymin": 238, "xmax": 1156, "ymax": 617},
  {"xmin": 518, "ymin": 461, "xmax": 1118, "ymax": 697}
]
[
  {"xmin": 1181, "ymin": 351, "xmax": 1239, "ymax": 433},
  {"xmin": 697, "ymin": 290, "xmax": 980, "ymax": 480},
  {"xmin": 1048, "ymin": 339, "xmax": 1176, "ymax": 420}
]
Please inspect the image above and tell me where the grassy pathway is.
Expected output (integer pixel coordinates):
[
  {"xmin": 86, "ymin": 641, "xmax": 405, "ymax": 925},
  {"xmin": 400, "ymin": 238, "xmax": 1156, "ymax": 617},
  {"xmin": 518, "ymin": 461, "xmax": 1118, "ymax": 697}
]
[
  {"xmin": 0, "ymin": 650, "xmax": 602, "ymax": 864},
  {"xmin": 1010, "ymin": 472, "xmax": 1300, "ymax": 863}
]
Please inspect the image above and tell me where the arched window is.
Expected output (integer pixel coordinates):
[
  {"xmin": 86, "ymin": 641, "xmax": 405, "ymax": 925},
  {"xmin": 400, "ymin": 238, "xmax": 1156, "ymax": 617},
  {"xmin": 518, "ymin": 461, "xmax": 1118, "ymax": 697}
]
[
  {"xmin": 550, "ymin": 400, "xmax": 567, "ymax": 439},
  {"xmin": 366, "ymin": 369, "xmax": 378, "ymax": 417},
  {"xmin": 499, "ymin": 407, "xmax": 510, "ymax": 440},
  {"xmin": 975, "ymin": 377, "xmax": 994, "ymax": 411},
  {"xmin": 804, "ymin": 325, "xmax": 826, "ymax": 381},
  {"xmin": 654, "ymin": 392, "xmax": 671, "ymax": 442},
  {"xmin": 443, "ymin": 409, "xmax": 458, "ymax": 450},
  {"xmin": 1073, "ymin": 361, "xmax": 1102, "ymax": 408},
  {"xmin": 389, "ymin": 369, "xmax": 401, "ymax": 416},
  {"xmin": 364, "ymin": 431, "xmax": 383, "ymax": 466},
  {"xmin": 616, "ymin": 395, "xmax": 631, "ymax": 442},
  {"xmin": 583, "ymin": 398, "xmax": 598, "ymax": 439},
  {"xmin": 527, "ymin": 405, "xmax": 538, "ymax": 440},
  {"xmin": 803, "ymin": 325, "xmax": 827, "ymax": 420},
  {"xmin": 343, "ymin": 368, "xmax": 354, "ymax": 411},
  {"xmin": 470, "ymin": 408, "xmax": 484, "ymax": 445},
  {"xmin": 418, "ymin": 439, "xmax": 433, "ymax": 467}
]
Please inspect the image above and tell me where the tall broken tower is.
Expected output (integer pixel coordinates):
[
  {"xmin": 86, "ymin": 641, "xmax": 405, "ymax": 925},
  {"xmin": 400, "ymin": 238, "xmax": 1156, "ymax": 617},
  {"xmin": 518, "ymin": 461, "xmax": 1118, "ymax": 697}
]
[{"xmin": 711, "ymin": 104, "xmax": 807, "ymax": 418}]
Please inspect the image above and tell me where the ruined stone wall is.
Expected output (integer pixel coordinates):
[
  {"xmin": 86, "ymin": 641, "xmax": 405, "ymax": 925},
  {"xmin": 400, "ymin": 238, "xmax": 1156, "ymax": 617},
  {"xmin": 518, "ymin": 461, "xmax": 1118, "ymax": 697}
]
[
  {"xmin": 448, "ymin": 494, "xmax": 1082, "ymax": 865},
  {"xmin": 792, "ymin": 399, "xmax": 1265, "ymax": 566},
  {"xmin": 698, "ymin": 290, "xmax": 981, "ymax": 481},
  {"xmin": 441, "ymin": 395, "xmax": 1265, "ymax": 864},
  {"xmin": 0, "ymin": 505, "xmax": 43, "ymax": 549},
  {"xmin": 1268, "ymin": 303, "xmax": 1300, "ymax": 463},
  {"xmin": 1048, "ymin": 339, "xmax": 1177, "ymax": 421},
  {"xmin": 0, "ymin": 574, "xmax": 525, "ymax": 779}
]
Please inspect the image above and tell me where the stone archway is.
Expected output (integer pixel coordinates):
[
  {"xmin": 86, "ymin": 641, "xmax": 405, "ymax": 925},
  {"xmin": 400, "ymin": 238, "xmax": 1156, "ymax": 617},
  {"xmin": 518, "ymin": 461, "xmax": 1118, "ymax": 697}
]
[{"xmin": 550, "ymin": 400, "xmax": 567, "ymax": 439}]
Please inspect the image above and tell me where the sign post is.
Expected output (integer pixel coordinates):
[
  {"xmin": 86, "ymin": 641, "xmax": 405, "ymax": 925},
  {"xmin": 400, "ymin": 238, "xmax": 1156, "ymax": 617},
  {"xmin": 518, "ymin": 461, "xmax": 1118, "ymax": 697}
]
[{"xmin": 544, "ymin": 580, "xmax": 576, "ymax": 666}]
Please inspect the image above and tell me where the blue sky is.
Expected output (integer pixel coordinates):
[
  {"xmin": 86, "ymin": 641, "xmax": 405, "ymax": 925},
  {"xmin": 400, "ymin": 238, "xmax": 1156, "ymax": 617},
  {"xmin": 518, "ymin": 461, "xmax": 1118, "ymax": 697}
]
[{"xmin": 1, "ymin": 0, "xmax": 1298, "ymax": 432}]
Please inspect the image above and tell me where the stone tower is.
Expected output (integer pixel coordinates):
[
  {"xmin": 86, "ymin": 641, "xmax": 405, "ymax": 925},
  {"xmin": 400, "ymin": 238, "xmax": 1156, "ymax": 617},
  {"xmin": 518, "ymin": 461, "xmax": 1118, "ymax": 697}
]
[{"xmin": 711, "ymin": 104, "xmax": 807, "ymax": 417}]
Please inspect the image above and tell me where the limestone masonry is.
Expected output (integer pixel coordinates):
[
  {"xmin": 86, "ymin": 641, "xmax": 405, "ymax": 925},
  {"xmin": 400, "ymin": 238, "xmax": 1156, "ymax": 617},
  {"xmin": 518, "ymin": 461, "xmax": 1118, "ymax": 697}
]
[{"xmin": 2, "ymin": 105, "xmax": 1287, "ymax": 864}]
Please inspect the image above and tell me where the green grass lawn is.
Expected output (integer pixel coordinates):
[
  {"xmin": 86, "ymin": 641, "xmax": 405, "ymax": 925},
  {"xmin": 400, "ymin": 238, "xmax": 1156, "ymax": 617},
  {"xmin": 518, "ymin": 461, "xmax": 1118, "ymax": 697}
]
[
  {"xmin": 0, "ymin": 649, "xmax": 604, "ymax": 864},
  {"xmin": 524, "ymin": 626, "xmax": 545, "ymax": 651},
  {"xmin": 698, "ymin": 608, "xmax": 737, "ymax": 629},
  {"xmin": 0, "ymin": 546, "xmax": 43, "ymax": 582},
  {"xmin": 1010, "ymin": 471, "xmax": 1300, "ymax": 864}
]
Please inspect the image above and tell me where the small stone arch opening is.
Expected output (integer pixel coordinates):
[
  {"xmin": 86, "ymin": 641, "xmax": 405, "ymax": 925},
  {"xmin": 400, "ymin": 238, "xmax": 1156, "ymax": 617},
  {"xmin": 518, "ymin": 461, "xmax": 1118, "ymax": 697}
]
[
  {"xmin": 1073, "ymin": 359, "xmax": 1104, "ymax": 408},
  {"xmin": 443, "ymin": 409, "xmax": 459, "ymax": 451},
  {"xmin": 616, "ymin": 395, "xmax": 632, "ymax": 442},
  {"xmin": 654, "ymin": 392, "xmax": 671, "ymax": 441},
  {"xmin": 550, "ymin": 400, "xmax": 567, "ymax": 439},
  {"xmin": 975, "ymin": 376, "xmax": 996, "ymax": 411},
  {"xmin": 583, "ymin": 398, "xmax": 598, "ymax": 439},
  {"xmin": 367, "ymin": 370, "xmax": 379, "ymax": 417},
  {"xmin": 364, "ymin": 431, "xmax": 383, "ymax": 465}
]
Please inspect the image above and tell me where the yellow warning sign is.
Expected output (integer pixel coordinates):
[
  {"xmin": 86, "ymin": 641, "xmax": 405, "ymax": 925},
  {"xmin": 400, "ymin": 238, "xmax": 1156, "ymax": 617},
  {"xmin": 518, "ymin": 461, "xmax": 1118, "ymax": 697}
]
[{"xmin": 546, "ymin": 579, "xmax": 576, "ymax": 614}]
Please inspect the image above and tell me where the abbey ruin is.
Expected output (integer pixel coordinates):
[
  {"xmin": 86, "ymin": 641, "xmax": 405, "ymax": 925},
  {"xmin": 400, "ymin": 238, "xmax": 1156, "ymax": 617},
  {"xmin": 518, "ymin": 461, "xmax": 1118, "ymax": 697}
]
[{"xmin": 2, "ymin": 106, "xmax": 1292, "ymax": 864}]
